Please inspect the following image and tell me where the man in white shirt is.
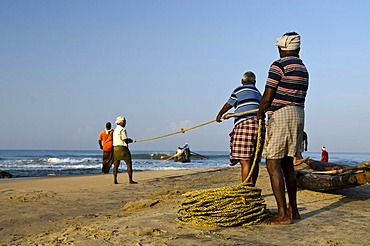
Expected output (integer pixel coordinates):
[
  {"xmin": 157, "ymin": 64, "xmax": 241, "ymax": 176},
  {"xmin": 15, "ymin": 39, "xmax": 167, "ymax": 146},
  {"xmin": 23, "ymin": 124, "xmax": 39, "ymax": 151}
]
[{"xmin": 113, "ymin": 115, "xmax": 137, "ymax": 184}]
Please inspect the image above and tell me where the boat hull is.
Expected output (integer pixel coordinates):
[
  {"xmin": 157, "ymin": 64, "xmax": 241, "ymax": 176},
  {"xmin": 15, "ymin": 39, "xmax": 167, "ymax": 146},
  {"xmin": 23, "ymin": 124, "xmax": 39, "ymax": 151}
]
[{"xmin": 294, "ymin": 159, "xmax": 370, "ymax": 191}]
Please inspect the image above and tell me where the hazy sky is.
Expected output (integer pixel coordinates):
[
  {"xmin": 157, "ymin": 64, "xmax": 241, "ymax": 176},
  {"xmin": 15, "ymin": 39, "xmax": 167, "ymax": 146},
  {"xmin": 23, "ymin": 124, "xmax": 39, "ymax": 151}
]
[{"xmin": 1, "ymin": 1, "xmax": 370, "ymax": 152}]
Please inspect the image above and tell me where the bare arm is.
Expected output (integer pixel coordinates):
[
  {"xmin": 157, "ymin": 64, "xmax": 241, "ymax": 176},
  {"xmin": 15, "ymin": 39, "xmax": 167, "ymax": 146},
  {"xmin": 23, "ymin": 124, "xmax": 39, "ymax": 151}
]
[
  {"xmin": 257, "ymin": 87, "xmax": 277, "ymax": 120},
  {"xmin": 216, "ymin": 103, "xmax": 232, "ymax": 122}
]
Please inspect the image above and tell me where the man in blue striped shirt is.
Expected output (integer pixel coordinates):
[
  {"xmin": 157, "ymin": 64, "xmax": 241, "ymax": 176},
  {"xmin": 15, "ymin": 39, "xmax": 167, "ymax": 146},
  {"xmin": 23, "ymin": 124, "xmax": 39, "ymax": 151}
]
[{"xmin": 216, "ymin": 71, "xmax": 264, "ymax": 185}]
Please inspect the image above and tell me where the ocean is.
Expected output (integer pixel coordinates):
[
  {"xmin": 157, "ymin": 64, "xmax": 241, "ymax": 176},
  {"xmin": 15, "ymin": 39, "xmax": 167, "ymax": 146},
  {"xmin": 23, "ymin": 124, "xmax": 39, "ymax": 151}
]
[{"xmin": 1, "ymin": 149, "xmax": 370, "ymax": 178}]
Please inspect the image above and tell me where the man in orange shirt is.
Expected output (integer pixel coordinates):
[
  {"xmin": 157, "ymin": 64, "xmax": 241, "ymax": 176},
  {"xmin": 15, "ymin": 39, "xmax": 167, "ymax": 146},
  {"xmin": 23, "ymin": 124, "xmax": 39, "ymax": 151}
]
[{"xmin": 98, "ymin": 122, "xmax": 114, "ymax": 174}]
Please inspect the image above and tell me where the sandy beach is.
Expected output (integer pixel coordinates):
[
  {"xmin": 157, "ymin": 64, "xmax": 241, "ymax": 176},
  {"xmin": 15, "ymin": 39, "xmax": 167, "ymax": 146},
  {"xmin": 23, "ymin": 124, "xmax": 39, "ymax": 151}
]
[{"xmin": 1, "ymin": 166, "xmax": 369, "ymax": 246}]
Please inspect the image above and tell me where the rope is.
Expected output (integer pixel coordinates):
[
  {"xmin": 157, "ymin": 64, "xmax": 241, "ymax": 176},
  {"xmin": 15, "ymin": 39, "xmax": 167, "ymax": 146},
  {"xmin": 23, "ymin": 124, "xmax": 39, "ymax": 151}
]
[
  {"xmin": 129, "ymin": 107, "xmax": 267, "ymax": 226},
  {"xmin": 244, "ymin": 117, "xmax": 263, "ymax": 184},
  {"xmin": 176, "ymin": 119, "xmax": 268, "ymax": 227},
  {"xmin": 133, "ymin": 109, "xmax": 258, "ymax": 143},
  {"xmin": 176, "ymin": 183, "xmax": 267, "ymax": 227}
]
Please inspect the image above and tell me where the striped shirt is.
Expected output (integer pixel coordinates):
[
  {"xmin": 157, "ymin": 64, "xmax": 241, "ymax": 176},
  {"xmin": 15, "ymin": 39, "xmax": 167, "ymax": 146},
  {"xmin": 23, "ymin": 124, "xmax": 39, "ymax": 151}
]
[
  {"xmin": 266, "ymin": 54, "xmax": 309, "ymax": 112},
  {"xmin": 227, "ymin": 84, "xmax": 262, "ymax": 126}
]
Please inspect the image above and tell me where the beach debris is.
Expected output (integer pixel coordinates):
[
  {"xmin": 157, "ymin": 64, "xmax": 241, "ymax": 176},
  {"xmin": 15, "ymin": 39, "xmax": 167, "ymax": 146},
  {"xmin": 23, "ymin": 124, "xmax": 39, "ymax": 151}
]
[
  {"xmin": 134, "ymin": 227, "xmax": 165, "ymax": 237},
  {"xmin": 176, "ymin": 183, "xmax": 268, "ymax": 227},
  {"xmin": 122, "ymin": 199, "xmax": 159, "ymax": 211}
]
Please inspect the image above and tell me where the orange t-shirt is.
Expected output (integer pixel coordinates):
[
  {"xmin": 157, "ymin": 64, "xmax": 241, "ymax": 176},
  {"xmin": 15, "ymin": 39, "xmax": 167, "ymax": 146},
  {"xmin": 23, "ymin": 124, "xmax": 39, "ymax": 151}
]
[{"xmin": 98, "ymin": 129, "xmax": 114, "ymax": 152}]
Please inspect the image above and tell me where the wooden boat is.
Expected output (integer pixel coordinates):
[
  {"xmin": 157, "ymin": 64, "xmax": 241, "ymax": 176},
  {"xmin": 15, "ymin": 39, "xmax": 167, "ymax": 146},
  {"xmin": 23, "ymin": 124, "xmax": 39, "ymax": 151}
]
[
  {"xmin": 294, "ymin": 158, "xmax": 370, "ymax": 191},
  {"xmin": 161, "ymin": 144, "xmax": 208, "ymax": 163},
  {"xmin": 174, "ymin": 144, "xmax": 191, "ymax": 163}
]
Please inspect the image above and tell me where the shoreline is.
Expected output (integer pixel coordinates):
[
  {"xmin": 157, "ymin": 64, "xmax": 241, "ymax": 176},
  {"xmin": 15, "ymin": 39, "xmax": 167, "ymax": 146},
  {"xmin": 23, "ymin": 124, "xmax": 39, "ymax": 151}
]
[
  {"xmin": 2, "ymin": 149, "xmax": 369, "ymax": 180},
  {"xmin": 1, "ymin": 166, "xmax": 369, "ymax": 245},
  {"xmin": 0, "ymin": 167, "xmax": 217, "ymax": 182},
  {"xmin": 0, "ymin": 165, "xmax": 225, "ymax": 181}
]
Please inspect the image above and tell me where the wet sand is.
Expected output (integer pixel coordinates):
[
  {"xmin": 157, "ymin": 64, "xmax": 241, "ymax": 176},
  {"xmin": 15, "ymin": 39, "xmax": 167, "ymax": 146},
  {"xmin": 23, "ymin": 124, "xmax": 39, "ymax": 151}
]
[{"xmin": 0, "ymin": 166, "xmax": 369, "ymax": 245}]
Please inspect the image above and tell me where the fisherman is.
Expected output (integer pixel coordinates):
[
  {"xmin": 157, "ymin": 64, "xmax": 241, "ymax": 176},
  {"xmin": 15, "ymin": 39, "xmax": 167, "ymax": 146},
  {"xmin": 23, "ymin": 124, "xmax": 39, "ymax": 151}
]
[
  {"xmin": 257, "ymin": 32, "xmax": 309, "ymax": 225},
  {"xmin": 113, "ymin": 116, "xmax": 137, "ymax": 184},
  {"xmin": 294, "ymin": 131, "xmax": 308, "ymax": 163},
  {"xmin": 216, "ymin": 71, "xmax": 264, "ymax": 185},
  {"xmin": 98, "ymin": 122, "xmax": 114, "ymax": 174}
]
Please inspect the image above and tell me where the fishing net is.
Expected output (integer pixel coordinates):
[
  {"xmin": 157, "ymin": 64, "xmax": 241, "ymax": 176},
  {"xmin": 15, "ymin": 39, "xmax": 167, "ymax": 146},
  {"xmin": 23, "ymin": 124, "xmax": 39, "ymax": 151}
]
[
  {"xmin": 176, "ymin": 119, "xmax": 268, "ymax": 227},
  {"xmin": 176, "ymin": 182, "xmax": 268, "ymax": 227}
]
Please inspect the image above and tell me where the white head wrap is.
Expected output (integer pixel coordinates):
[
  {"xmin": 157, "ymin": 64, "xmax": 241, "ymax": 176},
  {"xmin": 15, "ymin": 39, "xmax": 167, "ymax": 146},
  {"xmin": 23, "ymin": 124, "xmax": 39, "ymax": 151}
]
[
  {"xmin": 322, "ymin": 146, "xmax": 326, "ymax": 151},
  {"xmin": 115, "ymin": 115, "xmax": 125, "ymax": 124},
  {"xmin": 276, "ymin": 34, "xmax": 301, "ymax": 51}
]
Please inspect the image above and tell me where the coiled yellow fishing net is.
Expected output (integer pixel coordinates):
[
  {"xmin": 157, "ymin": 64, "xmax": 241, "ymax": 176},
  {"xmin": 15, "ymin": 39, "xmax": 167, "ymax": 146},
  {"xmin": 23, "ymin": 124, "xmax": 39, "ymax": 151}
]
[
  {"xmin": 176, "ymin": 118, "xmax": 268, "ymax": 227},
  {"xmin": 176, "ymin": 183, "xmax": 267, "ymax": 227}
]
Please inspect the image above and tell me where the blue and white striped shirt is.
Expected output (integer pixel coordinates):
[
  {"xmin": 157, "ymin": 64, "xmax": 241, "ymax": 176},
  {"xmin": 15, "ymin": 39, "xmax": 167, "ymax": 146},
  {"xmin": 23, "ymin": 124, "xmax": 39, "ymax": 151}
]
[{"xmin": 227, "ymin": 84, "xmax": 262, "ymax": 126}]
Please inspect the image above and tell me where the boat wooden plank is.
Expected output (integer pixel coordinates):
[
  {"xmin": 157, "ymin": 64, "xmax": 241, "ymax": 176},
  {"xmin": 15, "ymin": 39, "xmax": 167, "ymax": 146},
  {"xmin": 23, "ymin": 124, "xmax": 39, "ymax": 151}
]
[{"xmin": 295, "ymin": 158, "xmax": 370, "ymax": 191}]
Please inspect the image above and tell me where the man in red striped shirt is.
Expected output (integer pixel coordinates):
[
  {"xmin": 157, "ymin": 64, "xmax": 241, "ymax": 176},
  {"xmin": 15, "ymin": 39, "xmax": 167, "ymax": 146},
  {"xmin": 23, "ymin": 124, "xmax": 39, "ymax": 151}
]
[{"xmin": 257, "ymin": 32, "xmax": 309, "ymax": 225}]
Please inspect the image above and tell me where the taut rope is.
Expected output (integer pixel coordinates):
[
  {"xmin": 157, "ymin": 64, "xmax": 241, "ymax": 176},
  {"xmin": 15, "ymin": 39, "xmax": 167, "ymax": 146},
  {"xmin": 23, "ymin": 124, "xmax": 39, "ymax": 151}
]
[
  {"xmin": 133, "ymin": 109, "xmax": 258, "ymax": 143},
  {"xmin": 130, "ymin": 108, "xmax": 267, "ymax": 227}
]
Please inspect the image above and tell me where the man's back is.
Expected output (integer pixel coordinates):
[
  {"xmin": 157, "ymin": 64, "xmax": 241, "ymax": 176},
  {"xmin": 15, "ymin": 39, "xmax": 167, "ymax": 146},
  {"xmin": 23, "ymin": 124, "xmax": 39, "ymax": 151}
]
[
  {"xmin": 266, "ymin": 55, "xmax": 309, "ymax": 112},
  {"xmin": 228, "ymin": 84, "xmax": 261, "ymax": 125},
  {"xmin": 99, "ymin": 130, "xmax": 113, "ymax": 152}
]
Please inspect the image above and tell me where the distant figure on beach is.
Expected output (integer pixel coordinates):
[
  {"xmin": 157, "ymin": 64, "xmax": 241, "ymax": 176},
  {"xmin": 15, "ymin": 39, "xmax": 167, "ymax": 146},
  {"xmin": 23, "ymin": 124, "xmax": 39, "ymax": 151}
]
[
  {"xmin": 294, "ymin": 131, "xmax": 308, "ymax": 162},
  {"xmin": 113, "ymin": 116, "xmax": 137, "ymax": 184},
  {"xmin": 303, "ymin": 131, "xmax": 308, "ymax": 152},
  {"xmin": 216, "ymin": 71, "xmax": 265, "ymax": 185},
  {"xmin": 98, "ymin": 122, "xmax": 114, "ymax": 174},
  {"xmin": 257, "ymin": 32, "xmax": 309, "ymax": 225},
  {"xmin": 321, "ymin": 146, "xmax": 329, "ymax": 162}
]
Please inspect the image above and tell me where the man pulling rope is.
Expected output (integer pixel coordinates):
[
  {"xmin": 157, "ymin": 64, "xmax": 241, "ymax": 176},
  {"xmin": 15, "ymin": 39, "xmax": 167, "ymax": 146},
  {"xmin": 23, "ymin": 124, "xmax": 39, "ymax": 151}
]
[{"xmin": 216, "ymin": 71, "xmax": 265, "ymax": 185}]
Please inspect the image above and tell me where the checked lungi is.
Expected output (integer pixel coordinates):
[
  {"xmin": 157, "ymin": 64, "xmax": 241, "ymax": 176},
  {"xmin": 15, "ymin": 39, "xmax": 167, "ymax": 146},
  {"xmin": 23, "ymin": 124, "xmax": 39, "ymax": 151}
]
[
  {"xmin": 229, "ymin": 116, "xmax": 265, "ymax": 162},
  {"xmin": 262, "ymin": 105, "xmax": 304, "ymax": 159}
]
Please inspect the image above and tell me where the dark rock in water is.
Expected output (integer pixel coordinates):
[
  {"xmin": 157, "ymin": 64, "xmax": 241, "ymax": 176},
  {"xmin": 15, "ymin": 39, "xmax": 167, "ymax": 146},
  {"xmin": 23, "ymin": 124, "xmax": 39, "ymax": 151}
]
[{"xmin": 0, "ymin": 171, "xmax": 12, "ymax": 179}]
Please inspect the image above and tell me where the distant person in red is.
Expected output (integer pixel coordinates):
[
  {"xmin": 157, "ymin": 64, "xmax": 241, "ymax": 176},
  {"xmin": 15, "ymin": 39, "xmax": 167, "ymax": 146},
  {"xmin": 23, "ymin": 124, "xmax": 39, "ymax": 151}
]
[
  {"xmin": 98, "ymin": 122, "xmax": 114, "ymax": 174},
  {"xmin": 321, "ymin": 146, "xmax": 329, "ymax": 162}
]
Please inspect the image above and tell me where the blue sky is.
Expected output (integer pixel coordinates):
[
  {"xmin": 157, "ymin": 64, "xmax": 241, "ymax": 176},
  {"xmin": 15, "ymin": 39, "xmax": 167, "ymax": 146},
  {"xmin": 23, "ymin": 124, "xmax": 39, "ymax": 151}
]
[{"xmin": 1, "ymin": 0, "xmax": 370, "ymax": 152}]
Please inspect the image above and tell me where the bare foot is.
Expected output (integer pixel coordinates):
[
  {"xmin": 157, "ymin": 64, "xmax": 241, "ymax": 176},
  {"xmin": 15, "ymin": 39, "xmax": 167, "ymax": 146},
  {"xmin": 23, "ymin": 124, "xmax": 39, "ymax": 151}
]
[
  {"xmin": 262, "ymin": 215, "xmax": 292, "ymax": 225},
  {"xmin": 288, "ymin": 206, "xmax": 301, "ymax": 220},
  {"xmin": 130, "ymin": 181, "xmax": 138, "ymax": 184},
  {"xmin": 114, "ymin": 181, "xmax": 118, "ymax": 184}
]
